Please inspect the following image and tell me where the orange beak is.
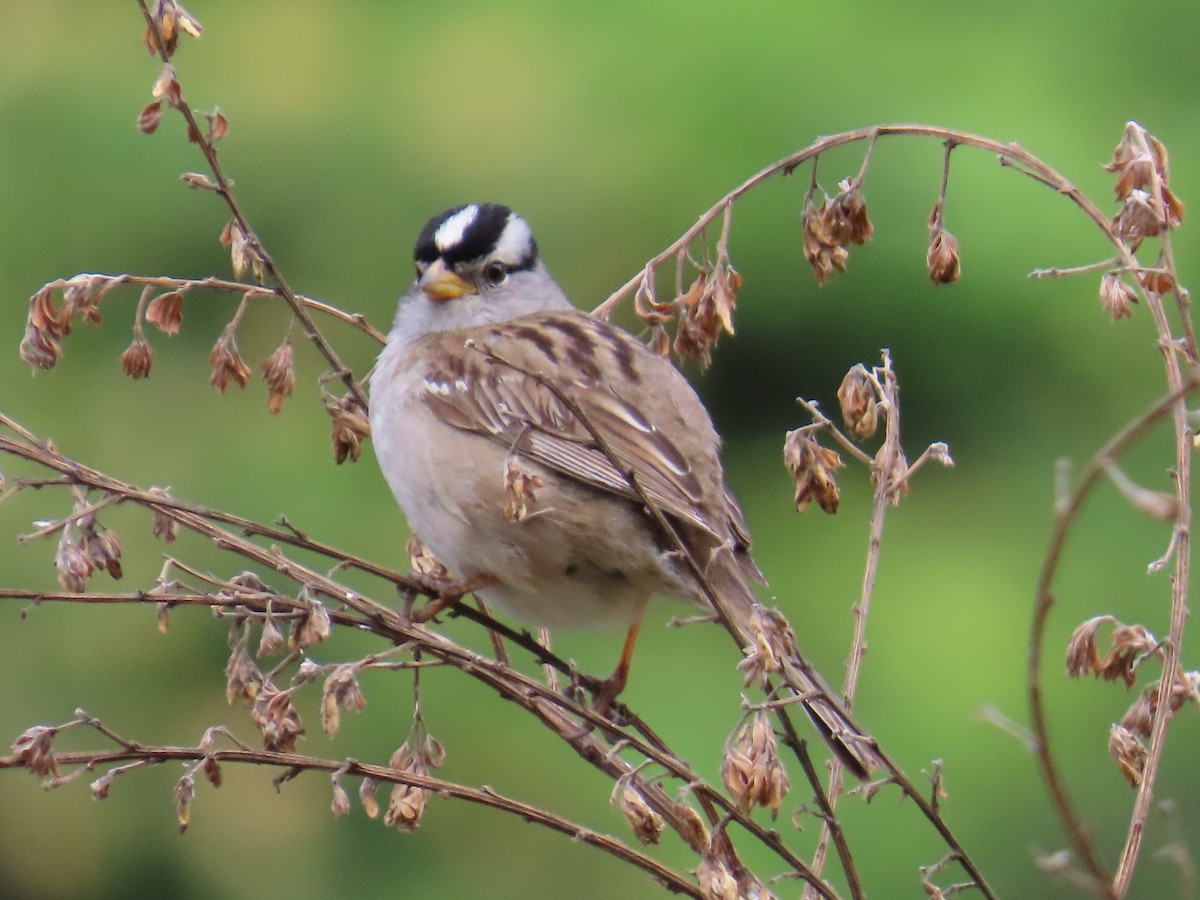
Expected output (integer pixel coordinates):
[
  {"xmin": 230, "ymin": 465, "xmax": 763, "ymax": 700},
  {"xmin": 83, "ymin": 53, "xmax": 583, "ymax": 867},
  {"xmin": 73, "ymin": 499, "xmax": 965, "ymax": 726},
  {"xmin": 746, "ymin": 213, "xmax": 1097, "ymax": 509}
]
[{"xmin": 418, "ymin": 258, "xmax": 470, "ymax": 302}]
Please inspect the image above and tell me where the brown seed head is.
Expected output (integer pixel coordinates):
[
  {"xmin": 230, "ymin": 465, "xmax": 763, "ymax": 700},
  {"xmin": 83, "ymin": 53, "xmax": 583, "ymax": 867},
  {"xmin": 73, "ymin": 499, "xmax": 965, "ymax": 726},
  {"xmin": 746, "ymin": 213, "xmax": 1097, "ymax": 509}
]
[
  {"xmin": 328, "ymin": 396, "xmax": 371, "ymax": 464},
  {"xmin": 1108, "ymin": 723, "xmax": 1146, "ymax": 787},
  {"xmin": 503, "ymin": 455, "xmax": 544, "ymax": 522},
  {"xmin": 1099, "ymin": 623, "xmax": 1158, "ymax": 687},
  {"xmin": 84, "ymin": 526, "xmax": 123, "ymax": 579},
  {"xmin": 612, "ymin": 782, "xmax": 665, "ymax": 845},
  {"xmin": 1113, "ymin": 189, "xmax": 1166, "ymax": 245},
  {"xmin": 173, "ymin": 773, "xmax": 195, "ymax": 833},
  {"xmin": 359, "ymin": 776, "xmax": 381, "ymax": 819},
  {"xmin": 225, "ymin": 638, "xmax": 262, "ymax": 704},
  {"xmin": 827, "ymin": 180, "xmax": 874, "ymax": 245},
  {"xmin": 256, "ymin": 617, "xmax": 285, "ymax": 658},
  {"xmin": 926, "ymin": 227, "xmax": 961, "ymax": 285},
  {"xmin": 330, "ymin": 779, "xmax": 352, "ymax": 818},
  {"xmin": 251, "ymin": 685, "xmax": 305, "ymax": 753},
  {"xmin": 208, "ymin": 334, "xmax": 252, "ymax": 393},
  {"xmin": 784, "ymin": 428, "xmax": 844, "ymax": 514},
  {"xmin": 801, "ymin": 202, "xmax": 850, "ymax": 285},
  {"xmin": 20, "ymin": 286, "xmax": 70, "ymax": 370},
  {"xmin": 120, "ymin": 333, "xmax": 154, "ymax": 379},
  {"xmin": 260, "ymin": 341, "xmax": 296, "ymax": 415},
  {"xmin": 1065, "ymin": 615, "xmax": 1111, "ymax": 678},
  {"xmin": 321, "ymin": 665, "xmax": 367, "ymax": 737},
  {"xmin": 736, "ymin": 605, "xmax": 787, "ymax": 688},
  {"xmin": 837, "ymin": 364, "xmax": 880, "ymax": 440},
  {"xmin": 407, "ymin": 533, "xmax": 452, "ymax": 580},
  {"xmin": 12, "ymin": 725, "xmax": 59, "ymax": 778},
  {"xmin": 721, "ymin": 711, "xmax": 790, "ymax": 818},
  {"xmin": 137, "ymin": 101, "xmax": 163, "ymax": 134},
  {"xmin": 384, "ymin": 730, "xmax": 445, "ymax": 833},
  {"xmin": 146, "ymin": 291, "xmax": 185, "ymax": 335},
  {"xmin": 1099, "ymin": 272, "xmax": 1139, "ymax": 320},
  {"xmin": 696, "ymin": 847, "xmax": 740, "ymax": 900},
  {"xmin": 289, "ymin": 594, "xmax": 332, "ymax": 650},
  {"xmin": 54, "ymin": 529, "xmax": 95, "ymax": 592}
]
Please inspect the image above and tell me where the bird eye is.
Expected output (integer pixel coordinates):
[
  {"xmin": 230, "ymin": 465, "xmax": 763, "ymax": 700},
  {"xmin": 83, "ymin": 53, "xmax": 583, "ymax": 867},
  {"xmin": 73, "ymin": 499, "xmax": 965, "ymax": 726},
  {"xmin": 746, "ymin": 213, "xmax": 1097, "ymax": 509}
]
[{"xmin": 483, "ymin": 261, "xmax": 508, "ymax": 287}]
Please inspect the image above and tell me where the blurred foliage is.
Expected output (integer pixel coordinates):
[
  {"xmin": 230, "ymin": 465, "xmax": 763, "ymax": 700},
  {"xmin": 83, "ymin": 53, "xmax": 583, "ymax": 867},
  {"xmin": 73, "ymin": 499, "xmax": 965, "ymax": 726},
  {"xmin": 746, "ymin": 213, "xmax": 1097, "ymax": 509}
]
[{"xmin": 2, "ymin": 1, "xmax": 1199, "ymax": 898}]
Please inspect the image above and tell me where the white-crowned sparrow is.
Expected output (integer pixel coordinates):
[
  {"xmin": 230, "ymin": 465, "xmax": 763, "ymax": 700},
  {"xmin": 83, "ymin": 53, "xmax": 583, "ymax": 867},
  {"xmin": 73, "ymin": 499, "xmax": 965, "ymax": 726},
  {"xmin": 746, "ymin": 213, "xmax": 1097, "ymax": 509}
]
[{"xmin": 370, "ymin": 203, "xmax": 881, "ymax": 776}]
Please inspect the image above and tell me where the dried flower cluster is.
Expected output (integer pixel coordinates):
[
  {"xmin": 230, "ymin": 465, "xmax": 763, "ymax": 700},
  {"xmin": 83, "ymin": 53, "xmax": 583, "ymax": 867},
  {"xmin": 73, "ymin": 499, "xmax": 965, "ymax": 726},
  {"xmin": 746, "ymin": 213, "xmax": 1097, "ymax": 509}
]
[
  {"xmin": 696, "ymin": 841, "xmax": 741, "ymax": 900},
  {"xmin": 142, "ymin": 0, "xmax": 202, "ymax": 59},
  {"xmin": 801, "ymin": 179, "xmax": 873, "ymax": 285},
  {"xmin": 52, "ymin": 510, "xmax": 123, "ymax": 592},
  {"xmin": 612, "ymin": 779, "xmax": 665, "ymax": 845},
  {"xmin": 1065, "ymin": 616, "xmax": 1159, "ymax": 687},
  {"xmin": 208, "ymin": 330, "xmax": 253, "ymax": 393},
  {"xmin": 721, "ymin": 711, "xmax": 790, "ymax": 818},
  {"xmin": 383, "ymin": 722, "xmax": 446, "ymax": 833},
  {"xmin": 783, "ymin": 427, "xmax": 844, "ymax": 514},
  {"xmin": 11, "ymin": 725, "xmax": 59, "ymax": 778},
  {"xmin": 837, "ymin": 364, "xmax": 880, "ymax": 440},
  {"xmin": 260, "ymin": 340, "xmax": 296, "ymax": 414},
  {"xmin": 19, "ymin": 277, "xmax": 110, "ymax": 371},
  {"xmin": 1106, "ymin": 122, "xmax": 1186, "ymax": 251},
  {"xmin": 321, "ymin": 664, "xmax": 367, "ymax": 737},
  {"xmin": 736, "ymin": 606, "xmax": 789, "ymax": 688},
  {"xmin": 251, "ymin": 686, "xmax": 305, "ymax": 753},
  {"xmin": 218, "ymin": 220, "xmax": 267, "ymax": 283},
  {"xmin": 327, "ymin": 394, "xmax": 371, "ymax": 463},
  {"xmin": 503, "ymin": 455, "xmax": 544, "ymax": 522},
  {"xmin": 926, "ymin": 209, "xmax": 961, "ymax": 286},
  {"xmin": 672, "ymin": 264, "xmax": 742, "ymax": 366}
]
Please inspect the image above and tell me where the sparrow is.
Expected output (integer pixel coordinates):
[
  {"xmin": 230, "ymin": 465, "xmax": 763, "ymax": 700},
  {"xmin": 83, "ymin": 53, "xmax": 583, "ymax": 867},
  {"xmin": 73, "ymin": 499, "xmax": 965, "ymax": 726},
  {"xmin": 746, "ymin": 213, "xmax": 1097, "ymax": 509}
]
[{"xmin": 369, "ymin": 203, "xmax": 881, "ymax": 776}]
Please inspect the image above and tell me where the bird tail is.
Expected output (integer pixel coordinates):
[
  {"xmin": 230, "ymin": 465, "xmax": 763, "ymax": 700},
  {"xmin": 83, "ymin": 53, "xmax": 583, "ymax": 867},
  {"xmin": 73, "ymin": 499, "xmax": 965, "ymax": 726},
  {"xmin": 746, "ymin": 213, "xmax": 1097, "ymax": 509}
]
[{"xmin": 703, "ymin": 546, "xmax": 884, "ymax": 780}]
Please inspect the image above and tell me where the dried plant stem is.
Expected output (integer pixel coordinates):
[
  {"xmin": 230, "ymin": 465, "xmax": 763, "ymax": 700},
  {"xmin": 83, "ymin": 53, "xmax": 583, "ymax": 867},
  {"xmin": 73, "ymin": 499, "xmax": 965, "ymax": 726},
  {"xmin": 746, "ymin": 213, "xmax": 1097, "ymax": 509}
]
[
  {"xmin": 595, "ymin": 124, "xmax": 1119, "ymax": 319},
  {"xmin": 1029, "ymin": 375, "xmax": 1200, "ymax": 895},
  {"xmin": 136, "ymin": 1, "xmax": 370, "ymax": 410},
  {"xmin": 807, "ymin": 352, "xmax": 905, "ymax": 892},
  {"xmin": 0, "ymin": 738, "xmax": 699, "ymax": 897},
  {"xmin": 0, "ymin": 416, "xmax": 846, "ymax": 899}
]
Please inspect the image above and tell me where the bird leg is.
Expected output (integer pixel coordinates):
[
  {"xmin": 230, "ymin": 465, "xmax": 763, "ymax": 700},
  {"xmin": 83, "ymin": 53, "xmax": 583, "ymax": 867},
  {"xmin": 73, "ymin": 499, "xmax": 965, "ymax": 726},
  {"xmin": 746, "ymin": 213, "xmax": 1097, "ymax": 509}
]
[
  {"xmin": 593, "ymin": 615, "xmax": 643, "ymax": 716},
  {"xmin": 402, "ymin": 571, "xmax": 498, "ymax": 623}
]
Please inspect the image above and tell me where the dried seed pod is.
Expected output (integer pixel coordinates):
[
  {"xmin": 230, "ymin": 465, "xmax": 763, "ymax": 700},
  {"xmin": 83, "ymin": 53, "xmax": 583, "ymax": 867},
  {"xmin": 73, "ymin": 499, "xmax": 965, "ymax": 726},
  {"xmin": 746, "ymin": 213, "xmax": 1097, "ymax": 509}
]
[
  {"xmin": 224, "ymin": 636, "xmax": 262, "ymax": 704},
  {"xmin": 328, "ymin": 396, "xmax": 371, "ymax": 464},
  {"xmin": 503, "ymin": 455, "xmax": 544, "ymax": 522},
  {"xmin": 208, "ymin": 334, "xmax": 252, "ymax": 393},
  {"xmin": 1065, "ymin": 616, "xmax": 1111, "ymax": 678},
  {"xmin": 256, "ymin": 617, "xmax": 285, "ymax": 658},
  {"xmin": 784, "ymin": 428, "xmax": 844, "ymax": 514},
  {"xmin": 173, "ymin": 773, "xmax": 195, "ymax": 832},
  {"xmin": 696, "ymin": 846, "xmax": 740, "ymax": 900},
  {"xmin": 1108, "ymin": 723, "xmax": 1146, "ymax": 787},
  {"xmin": 145, "ymin": 291, "xmax": 185, "ymax": 334},
  {"xmin": 331, "ymin": 778, "xmax": 352, "ymax": 817},
  {"xmin": 837, "ymin": 364, "xmax": 880, "ymax": 440},
  {"xmin": 11, "ymin": 725, "xmax": 59, "ymax": 778},
  {"xmin": 383, "ymin": 729, "xmax": 445, "ymax": 833},
  {"xmin": 611, "ymin": 781, "xmax": 665, "ymax": 845},
  {"xmin": 119, "ymin": 333, "xmax": 154, "ymax": 379},
  {"xmin": 260, "ymin": 341, "xmax": 296, "ymax": 415},
  {"xmin": 1099, "ymin": 624, "xmax": 1158, "ymax": 687},
  {"xmin": 321, "ymin": 664, "xmax": 367, "ymax": 737},
  {"xmin": 251, "ymin": 686, "xmax": 305, "ymax": 753},
  {"xmin": 926, "ymin": 227, "xmax": 961, "ymax": 285},
  {"xmin": 721, "ymin": 711, "xmax": 790, "ymax": 818},
  {"xmin": 1099, "ymin": 272, "xmax": 1139, "ymax": 320},
  {"xmin": 137, "ymin": 101, "xmax": 163, "ymax": 134}
]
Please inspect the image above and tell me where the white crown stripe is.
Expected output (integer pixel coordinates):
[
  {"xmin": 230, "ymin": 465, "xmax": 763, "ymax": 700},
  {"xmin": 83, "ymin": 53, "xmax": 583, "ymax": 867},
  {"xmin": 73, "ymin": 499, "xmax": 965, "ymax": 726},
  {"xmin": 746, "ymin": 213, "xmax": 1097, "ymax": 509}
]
[
  {"xmin": 433, "ymin": 205, "xmax": 480, "ymax": 253},
  {"xmin": 492, "ymin": 214, "xmax": 535, "ymax": 266}
]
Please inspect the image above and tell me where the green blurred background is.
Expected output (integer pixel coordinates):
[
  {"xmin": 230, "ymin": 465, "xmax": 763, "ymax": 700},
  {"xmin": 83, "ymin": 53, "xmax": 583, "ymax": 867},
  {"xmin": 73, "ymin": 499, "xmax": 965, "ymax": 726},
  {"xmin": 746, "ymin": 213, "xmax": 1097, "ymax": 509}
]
[{"xmin": 2, "ymin": 1, "xmax": 1198, "ymax": 897}]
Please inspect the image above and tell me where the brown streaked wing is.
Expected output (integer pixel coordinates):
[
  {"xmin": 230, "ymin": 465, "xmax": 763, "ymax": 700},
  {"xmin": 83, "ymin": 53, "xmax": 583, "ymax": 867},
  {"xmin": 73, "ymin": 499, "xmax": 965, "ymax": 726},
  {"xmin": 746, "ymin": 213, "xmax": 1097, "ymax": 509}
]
[{"xmin": 418, "ymin": 323, "xmax": 719, "ymax": 537}]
